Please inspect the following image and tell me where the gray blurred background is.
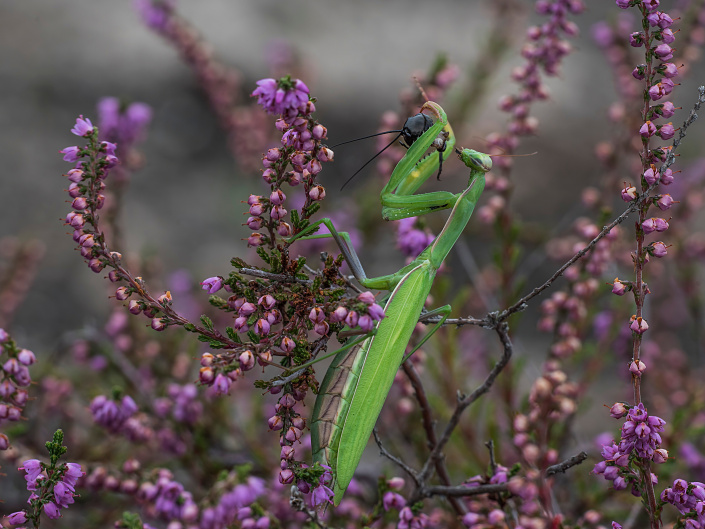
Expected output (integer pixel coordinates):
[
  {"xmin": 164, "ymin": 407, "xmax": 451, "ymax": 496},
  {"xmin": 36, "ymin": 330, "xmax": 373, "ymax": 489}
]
[{"xmin": 1, "ymin": 0, "xmax": 704, "ymax": 354}]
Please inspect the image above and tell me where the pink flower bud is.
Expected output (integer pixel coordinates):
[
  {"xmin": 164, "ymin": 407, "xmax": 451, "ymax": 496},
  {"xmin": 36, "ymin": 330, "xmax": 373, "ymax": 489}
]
[
  {"xmin": 309, "ymin": 307, "xmax": 325, "ymax": 323},
  {"xmin": 199, "ymin": 366, "xmax": 215, "ymax": 384},
  {"xmin": 277, "ymin": 222, "xmax": 292, "ymax": 237},
  {"xmin": 68, "ymin": 182, "xmax": 82, "ymax": 198},
  {"xmin": 651, "ymin": 241, "xmax": 668, "ymax": 257},
  {"xmin": 656, "ymin": 194, "xmax": 675, "ymax": 210},
  {"xmin": 151, "ymin": 318, "xmax": 166, "ymax": 331},
  {"xmin": 279, "ymin": 469, "xmax": 294, "ymax": 484},
  {"xmin": 268, "ymin": 415, "xmax": 283, "ymax": 431},
  {"xmin": 345, "ymin": 310, "xmax": 359, "ymax": 328},
  {"xmin": 388, "ymin": 476, "xmax": 405, "ymax": 490},
  {"xmin": 358, "ymin": 315, "xmax": 374, "ymax": 332},
  {"xmin": 233, "ymin": 316, "xmax": 249, "ymax": 333},
  {"xmin": 330, "ymin": 306, "xmax": 348, "ymax": 323},
  {"xmin": 239, "ymin": 302, "xmax": 256, "ymax": 316},
  {"xmin": 246, "ymin": 217, "xmax": 263, "ymax": 230},
  {"xmin": 308, "ymin": 185, "xmax": 326, "ymax": 201},
  {"xmin": 265, "ymin": 309, "xmax": 281, "ymax": 325},
  {"xmin": 249, "ymin": 203, "xmax": 264, "ymax": 216},
  {"xmin": 258, "ymin": 295, "xmax": 276, "ymax": 309},
  {"xmin": 292, "ymin": 416, "xmax": 305, "ymax": 430},
  {"xmin": 72, "ymin": 197, "xmax": 87, "ymax": 210},
  {"xmin": 239, "ymin": 350, "xmax": 255, "ymax": 370},
  {"xmin": 357, "ymin": 291, "xmax": 376, "ymax": 304},
  {"xmin": 280, "ymin": 337, "xmax": 295, "ymax": 352},
  {"xmin": 639, "ymin": 121, "xmax": 657, "ymax": 138},
  {"xmin": 312, "ymin": 124, "xmax": 327, "ymax": 140},
  {"xmin": 67, "ymin": 168, "xmax": 85, "ymax": 182},
  {"xmin": 314, "ymin": 321, "xmax": 329, "ymax": 336},
  {"xmin": 621, "ymin": 185, "xmax": 637, "ymax": 201},
  {"xmin": 258, "ymin": 350, "xmax": 272, "ymax": 366},
  {"xmin": 629, "ymin": 360, "xmax": 646, "ymax": 376},
  {"xmin": 254, "ymin": 319, "xmax": 270, "ymax": 337},
  {"xmin": 270, "ymin": 189, "xmax": 286, "ymax": 205},
  {"xmin": 658, "ymin": 122, "xmax": 675, "ymax": 140},
  {"xmin": 611, "ymin": 278, "xmax": 627, "ymax": 296},
  {"xmin": 653, "ymin": 448, "xmax": 668, "ymax": 464},
  {"xmin": 630, "ymin": 316, "xmax": 649, "ymax": 334},
  {"xmin": 247, "ymin": 233, "xmax": 264, "ymax": 247},
  {"xmin": 270, "ymin": 205, "xmax": 287, "ymax": 220},
  {"xmin": 654, "ymin": 43, "xmax": 673, "ymax": 60},
  {"xmin": 266, "ymin": 148, "xmax": 281, "ymax": 162},
  {"xmin": 285, "ymin": 427, "xmax": 301, "ymax": 443},
  {"xmin": 247, "ymin": 194, "xmax": 262, "ymax": 205},
  {"xmin": 610, "ymin": 402, "xmax": 628, "ymax": 419},
  {"xmin": 115, "ymin": 286, "xmax": 130, "ymax": 300}
]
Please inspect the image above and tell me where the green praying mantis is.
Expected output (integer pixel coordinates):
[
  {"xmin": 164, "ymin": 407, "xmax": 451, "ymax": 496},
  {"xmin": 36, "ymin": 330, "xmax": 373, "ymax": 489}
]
[{"xmin": 289, "ymin": 101, "xmax": 491, "ymax": 505}]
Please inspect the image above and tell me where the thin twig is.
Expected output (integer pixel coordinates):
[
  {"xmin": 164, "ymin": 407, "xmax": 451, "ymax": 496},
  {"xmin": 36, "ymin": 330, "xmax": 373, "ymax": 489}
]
[
  {"xmin": 238, "ymin": 267, "xmax": 313, "ymax": 285},
  {"xmin": 419, "ymin": 483, "xmax": 509, "ymax": 498},
  {"xmin": 402, "ymin": 361, "xmax": 466, "ymax": 514},
  {"xmin": 418, "ymin": 322, "xmax": 513, "ymax": 481},
  {"xmin": 372, "ymin": 429, "xmax": 420, "ymax": 484},
  {"xmin": 544, "ymin": 451, "xmax": 588, "ymax": 477}
]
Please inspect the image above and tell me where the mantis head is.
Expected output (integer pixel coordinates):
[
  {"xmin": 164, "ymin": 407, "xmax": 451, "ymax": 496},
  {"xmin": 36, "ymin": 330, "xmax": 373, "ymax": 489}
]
[{"xmin": 457, "ymin": 148, "xmax": 493, "ymax": 174}]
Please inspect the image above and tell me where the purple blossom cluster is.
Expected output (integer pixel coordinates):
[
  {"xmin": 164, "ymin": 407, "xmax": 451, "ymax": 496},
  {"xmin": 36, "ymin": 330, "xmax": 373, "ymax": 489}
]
[
  {"xmin": 252, "ymin": 77, "xmax": 312, "ymax": 119},
  {"xmin": 90, "ymin": 393, "xmax": 139, "ymax": 432},
  {"xmin": 661, "ymin": 478, "xmax": 705, "ymax": 526},
  {"xmin": 396, "ymin": 217, "xmax": 435, "ymax": 259},
  {"xmin": 462, "ymin": 466, "xmax": 543, "ymax": 528},
  {"xmin": 97, "ymin": 97, "xmax": 152, "ymax": 148},
  {"xmin": 9, "ymin": 458, "xmax": 84, "ymax": 523},
  {"xmin": 0, "ymin": 329, "xmax": 34, "ymax": 451},
  {"xmin": 153, "ymin": 383, "xmax": 203, "ymax": 425},
  {"xmin": 484, "ymin": 0, "xmax": 584, "ymax": 173},
  {"xmin": 593, "ymin": 403, "xmax": 666, "ymax": 493}
]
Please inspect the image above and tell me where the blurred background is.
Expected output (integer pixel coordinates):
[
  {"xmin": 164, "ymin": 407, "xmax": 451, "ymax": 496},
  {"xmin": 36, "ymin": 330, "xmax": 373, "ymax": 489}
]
[{"xmin": 1, "ymin": 0, "xmax": 704, "ymax": 384}]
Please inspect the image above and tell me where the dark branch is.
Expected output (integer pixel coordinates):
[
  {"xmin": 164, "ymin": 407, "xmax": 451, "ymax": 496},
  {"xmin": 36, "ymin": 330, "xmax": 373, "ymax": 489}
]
[{"xmin": 545, "ymin": 451, "xmax": 588, "ymax": 477}]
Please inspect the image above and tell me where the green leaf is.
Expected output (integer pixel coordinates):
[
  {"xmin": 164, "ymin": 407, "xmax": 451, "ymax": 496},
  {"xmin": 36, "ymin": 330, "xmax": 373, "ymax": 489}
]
[
  {"xmin": 226, "ymin": 326, "xmax": 238, "ymax": 341},
  {"xmin": 119, "ymin": 512, "xmax": 144, "ymax": 529},
  {"xmin": 200, "ymin": 315, "xmax": 215, "ymax": 331},
  {"xmin": 231, "ymin": 257, "xmax": 248, "ymax": 269},
  {"xmin": 184, "ymin": 323, "xmax": 197, "ymax": 332},
  {"xmin": 256, "ymin": 247, "xmax": 271, "ymax": 265},
  {"xmin": 290, "ymin": 209, "xmax": 300, "ymax": 230},
  {"xmin": 209, "ymin": 295, "xmax": 228, "ymax": 309}
]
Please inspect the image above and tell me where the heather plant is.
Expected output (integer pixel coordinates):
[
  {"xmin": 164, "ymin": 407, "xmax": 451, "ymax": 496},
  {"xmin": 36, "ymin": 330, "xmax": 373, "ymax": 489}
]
[{"xmin": 2, "ymin": 1, "xmax": 705, "ymax": 528}]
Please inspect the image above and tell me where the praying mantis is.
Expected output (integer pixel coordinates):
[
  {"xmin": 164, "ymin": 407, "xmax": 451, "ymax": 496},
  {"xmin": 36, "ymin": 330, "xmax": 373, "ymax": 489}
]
[{"xmin": 289, "ymin": 101, "xmax": 491, "ymax": 505}]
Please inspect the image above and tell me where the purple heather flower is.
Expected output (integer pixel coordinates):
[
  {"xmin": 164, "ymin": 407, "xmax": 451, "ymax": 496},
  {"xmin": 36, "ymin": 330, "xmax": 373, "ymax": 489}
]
[
  {"xmin": 658, "ymin": 122, "xmax": 675, "ymax": 139},
  {"xmin": 71, "ymin": 115, "xmax": 95, "ymax": 137},
  {"xmin": 19, "ymin": 459, "xmax": 43, "ymax": 482},
  {"xmin": 656, "ymin": 194, "xmax": 675, "ymax": 210},
  {"xmin": 133, "ymin": 0, "xmax": 175, "ymax": 31},
  {"xmin": 629, "ymin": 32, "xmax": 643, "ymax": 47},
  {"xmin": 615, "ymin": 0, "xmax": 630, "ymax": 8},
  {"xmin": 368, "ymin": 303, "xmax": 385, "ymax": 321},
  {"xmin": 383, "ymin": 491, "xmax": 406, "ymax": 511},
  {"xmin": 630, "ymin": 316, "xmax": 649, "ymax": 334},
  {"xmin": 611, "ymin": 278, "xmax": 627, "ymax": 296},
  {"xmin": 251, "ymin": 77, "xmax": 311, "ymax": 119},
  {"xmin": 60, "ymin": 146, "xmax": 81, "ymax": 162},
  {"xmin": 397, "ymin": 217, "xmax": 435, "ymax": 258},
  {"xmin": 43, "ymin": 501, "xmax": 61, "ymax": 519},
  {"xmin": 651, "ymin": 241, "xmax": 668, "ymax": 257},
  {"xmin": 54, "ymin": 481, "xmax": 76, "ymax": 508},
  {"xmin": 654, "ymin": 43, "xmax": 673, "ymax": 60},
  {"xmin": 201, "ymin": 276, "xmax": 224, "ymax": 294},
  {"xmin": 642, "ymin": 0, "xmax": 660, "ymax": 11},
  {"xmin": 7, "ymin": 512, "xmax": 27, "ymax": 525}
]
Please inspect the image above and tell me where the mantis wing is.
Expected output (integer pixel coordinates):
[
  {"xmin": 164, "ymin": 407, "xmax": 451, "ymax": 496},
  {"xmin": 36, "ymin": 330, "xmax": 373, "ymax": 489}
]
[{"xmin": 311, "ymin": 261, "xmax": 436, "ymax": 505}]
